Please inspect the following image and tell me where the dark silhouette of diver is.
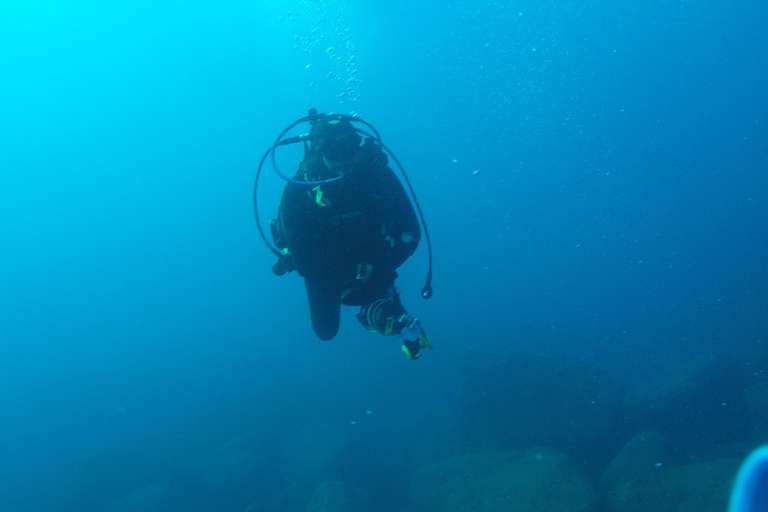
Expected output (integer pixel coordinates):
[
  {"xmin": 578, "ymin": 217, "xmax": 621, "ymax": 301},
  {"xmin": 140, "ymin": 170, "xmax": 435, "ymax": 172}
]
[{"xmin": 254, "ymin": 110, "xmax": 433, "ymax": 359}]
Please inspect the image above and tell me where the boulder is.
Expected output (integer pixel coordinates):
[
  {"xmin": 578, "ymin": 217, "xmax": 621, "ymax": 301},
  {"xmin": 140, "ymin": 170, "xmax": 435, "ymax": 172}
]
[
  {"xmin": 63, "ymin": 445, "xmax": 166, "ymax": 512},
  {"xmin": 243, "ymin": 503, "xmax": 292, "ymax": 512},
  {"xmin": 270, "ymin": 480, "xmax": 319, "ymax": 512},
  {"xmin": 599, "ymin": 431, "xmax": 669, "ymax": 490},
  {"xmin": 622, "ymin": 352, "xmax": 749, "ymax": 448},
  {"xmin": 459, "ymin": 352, "xmax": 624, "ymax": 460},
  {"xmin": 179, "ymin": 434, "xmax": 279, "ymax": 512},
  {"xmin": 306, "ymin": 480, "xmax": 367, "ymax": 512},
  {"xmin": 604, "ymin": 458, "xmax": 740, "ymax": 512},
  {"xmin": 280, "ymin": 421, "xmax": 350, "ymax": 483},
  {"xmin": 102, "ymin": 482, "xmax": 168, "ymax": 512},
  {"xmin": 744, "ymin": 369, "xmax": 768, "ymax": 445},
  {"xmin": 410, "ymin": 447, "xmax": 597, "ymax": 512},
  {"xmin": 200, "ymin": 448, "xmax": 271, "ymax": 499}
]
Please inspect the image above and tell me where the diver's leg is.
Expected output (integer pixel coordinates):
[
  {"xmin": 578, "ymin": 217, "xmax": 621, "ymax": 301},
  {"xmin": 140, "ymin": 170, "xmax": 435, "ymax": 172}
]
[{"xmin": 304, "ymin": 276, "xmax": 341, "ymax": 341}]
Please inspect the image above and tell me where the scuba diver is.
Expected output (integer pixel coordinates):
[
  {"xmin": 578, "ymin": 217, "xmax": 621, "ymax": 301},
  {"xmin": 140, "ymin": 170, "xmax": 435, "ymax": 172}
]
[{"xmin": 254, "ymin": 110, "xmax": 433, "ymax": 359}]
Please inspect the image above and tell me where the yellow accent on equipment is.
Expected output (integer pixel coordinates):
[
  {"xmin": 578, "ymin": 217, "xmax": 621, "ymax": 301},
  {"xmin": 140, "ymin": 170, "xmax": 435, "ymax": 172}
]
[
  {"xmin": 312, "ymin": 186, "xmax": 329, "ymax": 207},
  {"xmin": 384, "ymin": 316, "xmax": 395, "ymax": 336},
  {"xmin": 402, "ymin": 345, "xmax": 418, "ymax": 360}
]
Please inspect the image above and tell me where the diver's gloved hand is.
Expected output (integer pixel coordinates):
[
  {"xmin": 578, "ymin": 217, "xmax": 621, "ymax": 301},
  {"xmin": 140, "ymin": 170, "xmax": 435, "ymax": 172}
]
[
  {"xmin": 402, "ymin": 338, "xmax": 426, "ymax": 360},
  {"xmin": 272, "ymin": 254, "xmax": 294, "ymax": 276},
  {"xmin": 392, "ymin": 314, "xmax": 416, "ymax": 335},
  {"xmin": 400, "ymin": 318, "xmax": 433, "ymax": 360}
]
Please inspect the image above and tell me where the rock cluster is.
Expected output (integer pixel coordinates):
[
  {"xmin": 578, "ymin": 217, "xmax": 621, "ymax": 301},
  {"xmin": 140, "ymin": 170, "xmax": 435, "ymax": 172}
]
[{"xmin": 82, "ymin": 350, "xmax": 764, "ymax": 512}]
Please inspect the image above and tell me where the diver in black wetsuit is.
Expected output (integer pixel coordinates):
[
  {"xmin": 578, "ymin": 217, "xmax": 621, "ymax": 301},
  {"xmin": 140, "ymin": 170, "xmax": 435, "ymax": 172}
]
[{"xmin": 270, "ymin": 113, "xmax": 431, "ymax": 359}]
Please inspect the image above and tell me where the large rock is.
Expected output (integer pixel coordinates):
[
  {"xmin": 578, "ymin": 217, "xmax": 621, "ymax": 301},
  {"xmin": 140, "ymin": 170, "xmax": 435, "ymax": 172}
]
[
  {"xmin": 243, "ymin": 502, "xmax": 293, "ymax": 512},
  {"xmin": 280, "ymin": 421, "xmax": 350, "ymax": 483},
  {"xmin": 410, "ymin": 447, "xmax": 597, "ymax": 512},
  {"xmin": 622, "ymin": 352, "xmax": 749, "ymax": 448},
  {"xmin": 306, "ymin": 480, "xmax": 367, "ymax": 512},
  {"xmin": 200, "ymin": 448, "xmax": 272, "ymax": 500},
  {"xmin": 744, "ymin": 367, "xmax": 768, "ymax": 445},
  {"xmin": 599, "ymin": 431, "xmax": 669, "ymax": 490},
  {"xmin": 102, "ymin": 482, "xmax": 168, "ymax": 512},
  {"xmin": 63, "ymin": 445, "xmax": 166, "ymax": 512},
  {"xmin": 604, "ymin": 458, "xmax": 740, "ymax": 512},
  {"xmin": 271, "ymin": 481, "xmax": 317, "ymax": 512},
  {"xmin": 459, "ymin": 352, "xmax": 624, "ymax": 459},
  {"xmin": 175, "ymin": 431, "xmax": 280, "ymax": 512}
]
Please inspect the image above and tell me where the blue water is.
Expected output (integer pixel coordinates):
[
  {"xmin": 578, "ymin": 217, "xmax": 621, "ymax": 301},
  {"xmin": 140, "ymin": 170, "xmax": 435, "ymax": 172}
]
[{"xmin": 1, "ymin": 1, "xmax": 767, "ymax": 511}]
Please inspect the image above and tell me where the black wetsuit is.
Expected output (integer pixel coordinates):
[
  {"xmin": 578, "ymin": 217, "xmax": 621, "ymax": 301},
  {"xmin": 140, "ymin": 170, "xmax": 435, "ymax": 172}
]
[{"xmin": 276, "ymin": 138, "xmax": 420, "ymax": 340}]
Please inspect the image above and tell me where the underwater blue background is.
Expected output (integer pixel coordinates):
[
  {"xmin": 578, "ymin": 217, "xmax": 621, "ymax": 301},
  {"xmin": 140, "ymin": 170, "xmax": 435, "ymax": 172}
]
[{"xmin": 1, "ymin": 1, "xmax": 767, "ymax": 510}]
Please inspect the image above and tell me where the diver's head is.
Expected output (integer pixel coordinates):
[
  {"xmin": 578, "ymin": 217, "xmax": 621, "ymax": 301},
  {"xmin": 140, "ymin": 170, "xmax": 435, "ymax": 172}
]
[{"xmin": 311, "ymin": 115, "xmax": 362, "ymax": 170}]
